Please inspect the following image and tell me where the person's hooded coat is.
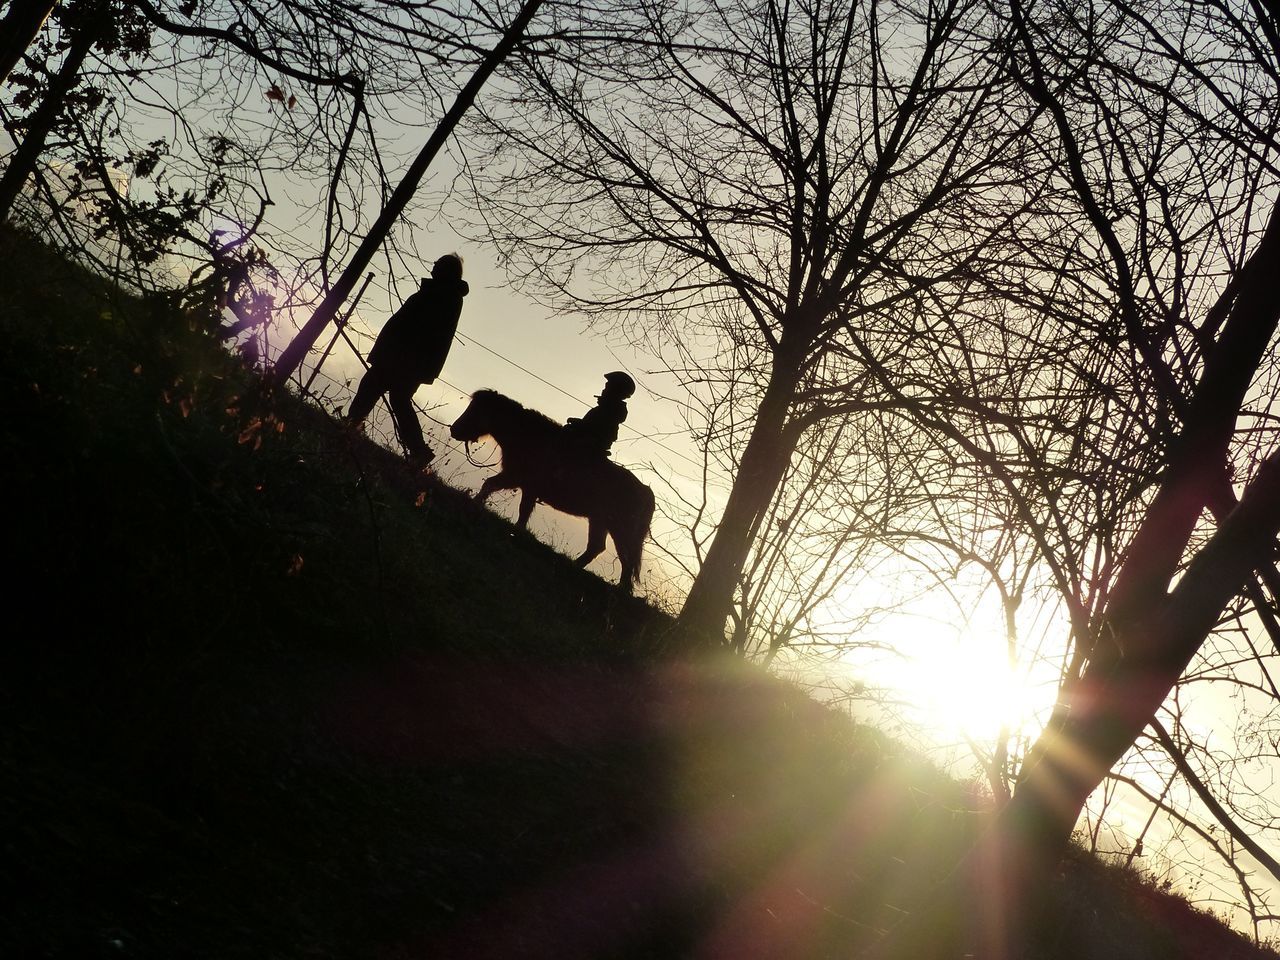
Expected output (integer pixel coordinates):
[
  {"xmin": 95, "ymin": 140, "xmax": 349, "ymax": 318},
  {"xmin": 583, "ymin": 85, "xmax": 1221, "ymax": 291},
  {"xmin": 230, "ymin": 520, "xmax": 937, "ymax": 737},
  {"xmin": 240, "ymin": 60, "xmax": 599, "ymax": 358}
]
[{"xmin": 368, "ymin": 275, "xmax": 470, "ymax": 385}]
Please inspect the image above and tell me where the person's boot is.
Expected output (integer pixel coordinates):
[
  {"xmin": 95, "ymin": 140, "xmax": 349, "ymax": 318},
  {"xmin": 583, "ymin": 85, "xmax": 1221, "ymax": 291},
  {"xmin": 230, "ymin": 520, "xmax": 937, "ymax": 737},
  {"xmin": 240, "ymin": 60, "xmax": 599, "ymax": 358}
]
[{"xmin": 407, "ymin": 446, "xmax": 436, "ymax": 471}]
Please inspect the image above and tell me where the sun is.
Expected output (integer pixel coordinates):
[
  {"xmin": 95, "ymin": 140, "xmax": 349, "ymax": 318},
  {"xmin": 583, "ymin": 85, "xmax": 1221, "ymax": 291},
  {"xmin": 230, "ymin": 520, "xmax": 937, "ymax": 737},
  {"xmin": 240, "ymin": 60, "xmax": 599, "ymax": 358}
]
[
  {"xmin": 911, "ymin": 642, "xmax": 1036, "ymax": 742},
  {"xmin": 867, "ymin": 629, "xmax": 1043, "ymax": 747},
  {"xmin": 793, "ymin": 582, "xmax": 1061, "ymax": 753}
]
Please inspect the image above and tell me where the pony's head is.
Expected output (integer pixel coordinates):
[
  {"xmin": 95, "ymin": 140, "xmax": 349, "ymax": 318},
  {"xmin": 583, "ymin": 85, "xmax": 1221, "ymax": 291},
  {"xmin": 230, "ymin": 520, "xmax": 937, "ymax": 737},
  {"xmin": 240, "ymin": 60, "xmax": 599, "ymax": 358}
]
[
  {"xmin": 451, "ymin": 389, "xmax": 562, "ymax": 450},
  {"xmin": 449, "ymin": 389, "xmax": 503, "ymax": 442}
]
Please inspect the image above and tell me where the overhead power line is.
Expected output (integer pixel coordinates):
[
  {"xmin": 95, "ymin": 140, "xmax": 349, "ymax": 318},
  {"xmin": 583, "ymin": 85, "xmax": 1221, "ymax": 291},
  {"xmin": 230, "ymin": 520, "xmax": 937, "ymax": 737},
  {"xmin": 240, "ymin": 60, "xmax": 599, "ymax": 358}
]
[
  {"xmin": 297, "ymin": 305, "xmax": 718, "ymax": 488},
  {"xmin": 453, "ymin": 330, "xmax": 708, "ymax": 473}
]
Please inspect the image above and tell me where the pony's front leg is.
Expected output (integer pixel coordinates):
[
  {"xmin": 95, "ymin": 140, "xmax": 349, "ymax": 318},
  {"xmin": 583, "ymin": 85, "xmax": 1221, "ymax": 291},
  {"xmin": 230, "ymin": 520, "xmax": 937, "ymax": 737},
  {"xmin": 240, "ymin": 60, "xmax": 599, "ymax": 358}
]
[
  {"xmin": 516, "ymin": 489, "xmax": 537, "ymax": 529},
  {"xmin": 575, "ymin": 518, "xmax": 607, "ymax": 568},
  {"xmin": 476, "ymin": 472, "xmax": 519, "ymax": 505}
]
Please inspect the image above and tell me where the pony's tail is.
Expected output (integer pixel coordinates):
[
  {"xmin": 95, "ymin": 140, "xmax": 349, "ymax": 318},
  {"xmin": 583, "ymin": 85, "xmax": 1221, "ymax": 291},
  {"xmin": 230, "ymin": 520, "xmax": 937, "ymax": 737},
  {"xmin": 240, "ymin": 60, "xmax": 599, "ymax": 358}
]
[{"xmin": 627, "ymin": 483, "xmax": 656, "ymax": 588}]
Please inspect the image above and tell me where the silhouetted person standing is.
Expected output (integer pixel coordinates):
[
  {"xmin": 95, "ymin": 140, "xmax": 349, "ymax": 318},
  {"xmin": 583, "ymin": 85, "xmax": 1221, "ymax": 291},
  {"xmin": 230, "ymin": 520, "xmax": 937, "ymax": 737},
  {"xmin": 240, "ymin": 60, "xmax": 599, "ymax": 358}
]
[
  {"xmin": 563, "ymin": 370, "xmax": 634, "ymax": 458},
  {"xmin": 346, "ymin": 254, "xmax": 469, "ymax": 464}
]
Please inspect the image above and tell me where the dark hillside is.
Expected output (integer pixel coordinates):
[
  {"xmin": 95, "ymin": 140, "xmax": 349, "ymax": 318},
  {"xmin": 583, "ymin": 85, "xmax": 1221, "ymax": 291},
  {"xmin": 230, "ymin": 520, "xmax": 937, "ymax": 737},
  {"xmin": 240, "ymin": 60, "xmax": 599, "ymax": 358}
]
[{"xmin": 1, "ymin": 225, "xmax": 1274, "ymax": 959}]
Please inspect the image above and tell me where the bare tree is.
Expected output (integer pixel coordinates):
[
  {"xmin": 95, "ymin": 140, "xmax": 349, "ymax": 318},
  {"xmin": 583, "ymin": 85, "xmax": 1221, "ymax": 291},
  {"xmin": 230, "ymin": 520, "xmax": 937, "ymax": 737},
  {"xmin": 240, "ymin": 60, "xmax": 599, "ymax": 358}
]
[
  {"xmin": 270, "ymin": 0, "xmax": 547, "ymax": 383},
  {"xmin": 0, "ymin": 0, "xmax": 57, "ymax": 86},
  {"xmin": 462, "ymin": 0, "xmax": 1036, "ymax": 642},
  {"xmin": 867, "ymin": 0, "xmax": 1280, "ymax": 952},
  {"xmin": 1, "ymin": 0, "xmax": 519, "ymax": 326},
  {"xmin": 0, "ymin": 0, "xmax": 139, "ymax": 220},
  {"xmin": 468, "ymin": 0, "xmax": 1280, "ymax": 944}
]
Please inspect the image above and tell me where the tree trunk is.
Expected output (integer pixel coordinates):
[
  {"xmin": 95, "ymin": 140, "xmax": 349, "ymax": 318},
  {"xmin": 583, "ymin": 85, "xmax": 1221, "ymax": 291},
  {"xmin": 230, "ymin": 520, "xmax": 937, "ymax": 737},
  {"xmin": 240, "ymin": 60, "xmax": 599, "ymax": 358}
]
[
  {"xmin": 867, "ymin": 451, "xmax": 1280, "ymax": 960},
  {"xmin": 676, "ymin": 346, "xmax": 804, "ymax": 643},
  {"xmin": 270, "ymin": 0, "xmax": 544, "ymax": 385},
  {"xmin": 0, "ymin": 18, "xmax": 92, "ymax": 221},
  {"xmin": 989, "ymin": 449, "xmax": 1280, "ymax": 950},
  {"xmin": 1010, "ymin": 199, "xmax": 1280, "ymax": 837},
  {"xmin": 0, "ymin": 0, "xmax": 57, "ymax": 87}
]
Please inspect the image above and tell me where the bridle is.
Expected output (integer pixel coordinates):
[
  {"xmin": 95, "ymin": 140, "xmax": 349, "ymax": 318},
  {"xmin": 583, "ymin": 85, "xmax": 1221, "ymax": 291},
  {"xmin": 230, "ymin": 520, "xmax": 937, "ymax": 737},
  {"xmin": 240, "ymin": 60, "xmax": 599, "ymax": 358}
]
[{"xmin": 463, "ymin": 439, "xmax": 499, "ymax": 469}]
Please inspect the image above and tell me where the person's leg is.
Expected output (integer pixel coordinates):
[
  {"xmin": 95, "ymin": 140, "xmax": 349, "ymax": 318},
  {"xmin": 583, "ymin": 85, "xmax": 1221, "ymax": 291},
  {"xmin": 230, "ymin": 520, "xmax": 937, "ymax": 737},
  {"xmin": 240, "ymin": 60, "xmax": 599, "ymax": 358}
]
[
  {"xmin": 346, "ymin": 365, "xmax": 389, "ymax": 424},
  {"xmin": 387, "ymin": 382, "xmax": 433, "ymax": 460}
]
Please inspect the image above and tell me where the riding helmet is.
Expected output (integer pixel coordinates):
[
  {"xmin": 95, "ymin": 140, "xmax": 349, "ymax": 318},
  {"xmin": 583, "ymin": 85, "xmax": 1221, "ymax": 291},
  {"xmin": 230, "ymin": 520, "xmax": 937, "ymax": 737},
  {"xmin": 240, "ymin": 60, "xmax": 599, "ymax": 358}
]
[{"xmin": 603, "ymin": 370, "xmax": 636, "ymax": 398}]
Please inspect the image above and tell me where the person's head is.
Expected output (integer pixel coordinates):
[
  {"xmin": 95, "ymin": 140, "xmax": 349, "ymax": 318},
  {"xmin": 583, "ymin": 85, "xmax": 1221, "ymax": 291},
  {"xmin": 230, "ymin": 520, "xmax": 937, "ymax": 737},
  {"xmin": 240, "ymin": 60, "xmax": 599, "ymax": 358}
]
[
  {"xmin": 601, "ymin": 370, "xmax": 636, "ymax": 401},
  {"xmin": 431, "ymin": 253, "xmax": 464, "ymax": 283}
]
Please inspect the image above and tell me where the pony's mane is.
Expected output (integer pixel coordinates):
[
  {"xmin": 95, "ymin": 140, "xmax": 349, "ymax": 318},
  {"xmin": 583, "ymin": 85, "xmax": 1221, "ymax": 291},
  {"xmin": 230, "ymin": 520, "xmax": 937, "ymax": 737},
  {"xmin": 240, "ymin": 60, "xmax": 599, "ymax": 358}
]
[{"xmin": 472, "ymin": 389, "xmax": 562, "ymax": 434}]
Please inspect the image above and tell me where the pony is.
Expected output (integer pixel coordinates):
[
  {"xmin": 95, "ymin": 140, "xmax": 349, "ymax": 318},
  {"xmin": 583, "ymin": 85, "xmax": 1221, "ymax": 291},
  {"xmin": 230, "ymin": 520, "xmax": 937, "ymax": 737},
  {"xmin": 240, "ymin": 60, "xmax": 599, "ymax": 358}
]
[{"xmin": 450, "ymin": 389, "xmax": 656, "ymax": 592}]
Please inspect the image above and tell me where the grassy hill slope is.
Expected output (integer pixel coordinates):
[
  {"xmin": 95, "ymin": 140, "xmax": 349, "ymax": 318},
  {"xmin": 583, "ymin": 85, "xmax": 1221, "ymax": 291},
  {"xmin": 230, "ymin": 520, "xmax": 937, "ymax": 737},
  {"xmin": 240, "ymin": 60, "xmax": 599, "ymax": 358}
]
[{"xmin": 2, "ymin": 225, "xmax": 1275, "ymax": 959}]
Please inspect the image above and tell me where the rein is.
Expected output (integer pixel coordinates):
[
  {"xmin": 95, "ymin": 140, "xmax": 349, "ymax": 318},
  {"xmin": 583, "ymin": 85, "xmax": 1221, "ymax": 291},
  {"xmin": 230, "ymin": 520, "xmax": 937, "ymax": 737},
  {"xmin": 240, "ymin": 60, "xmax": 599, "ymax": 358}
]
[{"xmin": 464, "ymin": 439, "xmax": 500, "ymax": 469}]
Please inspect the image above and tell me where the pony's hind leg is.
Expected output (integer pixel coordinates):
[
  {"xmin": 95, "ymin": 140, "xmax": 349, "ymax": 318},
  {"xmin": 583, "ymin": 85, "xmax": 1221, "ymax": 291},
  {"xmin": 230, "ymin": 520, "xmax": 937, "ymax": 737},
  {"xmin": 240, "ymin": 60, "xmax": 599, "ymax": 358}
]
[{"xmin": 575, "ymin": 519, "xmax": 607, "ymax": 568}]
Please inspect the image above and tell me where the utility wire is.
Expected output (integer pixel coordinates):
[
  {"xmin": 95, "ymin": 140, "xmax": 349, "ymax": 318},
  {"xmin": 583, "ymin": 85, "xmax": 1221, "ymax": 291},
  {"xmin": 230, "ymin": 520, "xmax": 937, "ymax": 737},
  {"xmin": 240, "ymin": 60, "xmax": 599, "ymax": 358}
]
[
  {"xmin": 454, "ymin": 329, "xmax": 708, "ymax": 473},
  {"xmin": 300, "ymin": 306, "xmax": 716, "ymax": 488}
]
